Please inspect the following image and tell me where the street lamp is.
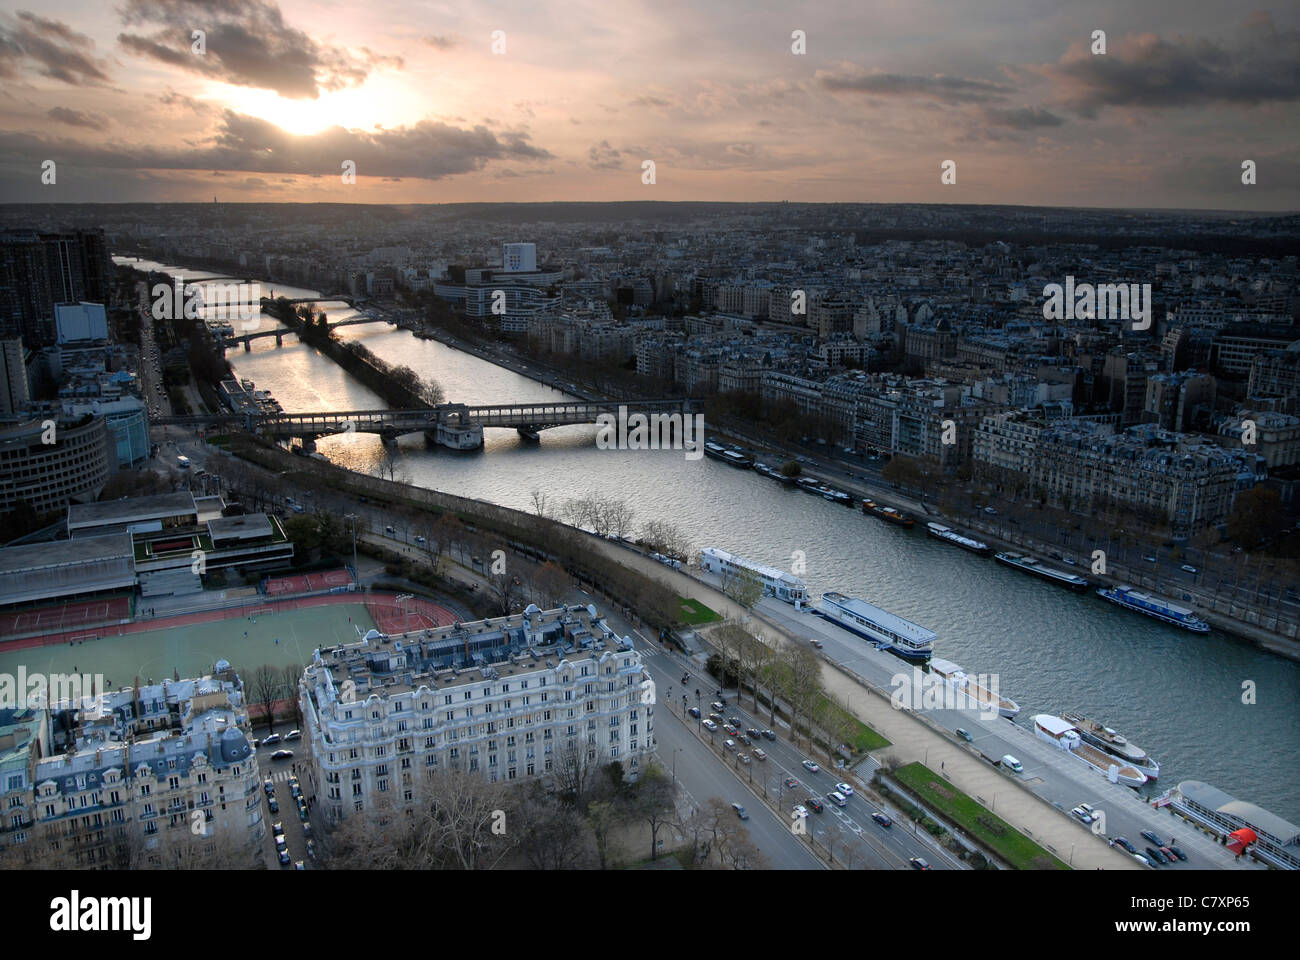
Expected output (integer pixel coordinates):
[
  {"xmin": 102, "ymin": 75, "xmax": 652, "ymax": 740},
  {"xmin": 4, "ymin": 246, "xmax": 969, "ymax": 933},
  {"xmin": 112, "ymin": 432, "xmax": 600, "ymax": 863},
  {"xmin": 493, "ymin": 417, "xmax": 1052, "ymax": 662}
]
[{"xmin": 344, "ymin": 514, "xmax": 360, "ymax": 585}]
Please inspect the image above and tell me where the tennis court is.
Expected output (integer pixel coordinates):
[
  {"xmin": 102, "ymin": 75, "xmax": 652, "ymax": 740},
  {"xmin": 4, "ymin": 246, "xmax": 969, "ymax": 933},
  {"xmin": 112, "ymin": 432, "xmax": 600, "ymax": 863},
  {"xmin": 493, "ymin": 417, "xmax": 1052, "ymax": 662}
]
[
  {"xmin": 265, "ymin": 569, "xmax": 354, "ymax": 596},
  {"xmin": 0, "ymin": 602, "xmax": 377, "ymax": 691}
]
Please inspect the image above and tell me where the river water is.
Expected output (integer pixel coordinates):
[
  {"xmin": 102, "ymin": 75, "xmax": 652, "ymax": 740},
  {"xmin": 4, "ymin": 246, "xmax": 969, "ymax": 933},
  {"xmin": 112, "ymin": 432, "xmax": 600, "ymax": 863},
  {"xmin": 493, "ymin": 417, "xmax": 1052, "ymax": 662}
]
[{"xmin": 118, "ymin": 258, "xmax": 1300, "ymax": 822}]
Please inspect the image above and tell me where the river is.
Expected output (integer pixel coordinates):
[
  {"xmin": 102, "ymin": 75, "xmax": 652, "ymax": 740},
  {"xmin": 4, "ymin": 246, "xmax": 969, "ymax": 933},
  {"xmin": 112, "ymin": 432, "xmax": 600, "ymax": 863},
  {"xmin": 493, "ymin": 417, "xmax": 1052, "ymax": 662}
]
[{"xmin": 117, "ymin": 258, "xmax": 1300, "ymax": 823}]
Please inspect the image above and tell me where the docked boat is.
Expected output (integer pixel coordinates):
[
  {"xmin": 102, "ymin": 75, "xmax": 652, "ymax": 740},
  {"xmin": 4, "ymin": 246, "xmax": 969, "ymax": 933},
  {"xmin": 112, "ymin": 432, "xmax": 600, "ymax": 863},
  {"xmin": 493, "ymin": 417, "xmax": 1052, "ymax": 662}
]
[
  {"xmin": 700, "ymin": 547, "xmax": 808, "ymax": 607},
  {"xmin": 821, "ymin": 487, "xmax": 853, "ymax": 506},
  {"xmin": 928, "ymin": 657, "xmax": 1019, "ymax": 717},
  {"xmin": 817, "ymin": 592, "xmax": 935, "ymax": 661},
  {"xmin": 1060, "ymin": 712, "xmax": 1160, "ymax": 779},
  {"xmin": 704, "ymin": 442, "xmax": 753, "ymax": 468},
  {"xmin": 703, "ymin": 441, "xmax": 729, "ymax": 461},
  {"xmin": 796, "ymin": 476, "xmax": 824, "ymax": 494},
  {"xmin": 993, "ymin": 552, "xmax": 1089, "ymax": 590},
  {"xmin": 1096, "ymin": 585, "xmax": 1209, "ymax": 633},
  {"xmin": 862, "ymin": 499, "xmax": 915, "ymax": 528},
  {"xmin": 1033, "ymin": 715, "xmax": 1148, "ymax": 787},
  {"xmin": 926, "ymin": 523, "xmax": 991, "ymax": 556},
  {"xmin": 754, "ymin": 462, "xmax": 796, "ymax": 486}
]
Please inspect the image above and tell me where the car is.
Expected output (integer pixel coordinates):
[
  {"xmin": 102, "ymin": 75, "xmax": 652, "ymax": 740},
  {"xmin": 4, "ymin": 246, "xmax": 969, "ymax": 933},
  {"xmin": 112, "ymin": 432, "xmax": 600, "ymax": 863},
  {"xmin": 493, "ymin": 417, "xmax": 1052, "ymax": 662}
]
[
  {"xmin": 263, "ymin": 778, "xmax": 274, "ymax": 795},
  {"xmin": 726, "ymin": 716, "xmax": 741, "ymax": 727},
  {"xmin": 702, "ymin": 719, "xmax": 717, "ymax": 731},
  {"xmin": 688, "ymin": 706, "xmax": 701, "ymax": 718},
  {"xmin": 809, "ymin": 638, "xmax": 823, "ymax": 649},
  {"xmin": 1062, "ymin": 556, "xmax": 1076, "ymax": 565},
  {"xmin": 681, "ymin": 673, "xmax": 690, "ymax": 684},
  {"xmin": 1000, "ymin": 754, "xmax": 1023, "ymax": 773},
  {"xmin": 984, "ymin": 506, "xmax": 996, "ymax": 515},
  {"xmin": 731, "ymin": 803, "xmax": 749, "ymax": 820},
  {"xmin": 267, "ymin": 797, "xmax": 279, "ymax": 813},
  {"xmin": 738, "ymin": 734, "xmax": 752, "ymax": 747},
  {"xmin": 306, "ymin": 839, "xmax": 317, "ymax": 860},
  {"xmin": 1078, "ymin": 802, "xmax": 1097, "ymax": 819},
  {"xmin": 272, "ymin": 821, "xmax": 284, "ymax": 836},
  {"xmin": 385, "ymin": 525, "xmax": 395, "ymax": 534},
  {"xmin": 762, "ymin": 730, "xmax": 776, "ymax": 741},
  {"xmin": 303, "ymin": 821, "xmax": 311, "ymax": 836},
  {"xmin": 909, "ymin": 857, "xmax": 931, "ymax": 870},
  {"xmin": 746, "ymin": 728, "xmax": 762, "ymax": 739},
  {"xmin": 722, "ymin": 724, "xmax": 738, "ymax": 736},
  {"xmin": 1167, "ymin": 845, "xmax": 1188, "ymax": 862},
  {"xmin": 1143, "ymin": 554, "xmax": 1158, "ymax": 562},
  {"xmin": 294, "ymin": 860, "xmax": 305, "ymax": 871},
  {"xmin": 801, "ymin": 760, "xmax": 820, "ymax": 773},
  {"xmin": 752, "ymin": 748, "xmax": 767, "ymax": 760},
  {"xmin": 738, "ymin": 754, "xmax": 751, "ymax": 765},
  {"xmin": 783, "ymin": 777, "xmax": 800, "ymax": 790},
  {"xmin": 709, "ymin": 713, "xmax": 724, "ymax": 723},
  {"xmin": 955, "ymin": 727, "xmax": 973, "ymax": 741},
  {"xmin": 792, "ymin": 805, "xmax": 808, "ymax": 819},
  {"xmin": 1158, "ymin": 845, "xmax": 1177, "ymax": 861},
  {"xmin": 271, "ymin": 749, "xmax": 293, "ymax": 761},
  {"xmin": 1132, "ymin": 853, "xmax": 1155, "ymax": 868},
  {"xmin": 414, "ymin": 535, "xmax": 426, "ymax": 544},
  {"xmin": 1140, "ymin": 830, "xmax": 1164, "ymax": 846},
  {"xmin": 1113, "ymin": 837, "xmax": 1137, "ymax": 854},
  {"xmin": 710, "ymin": 701, "xmax": 725, "ymax": 713},
  {"xmin": 1145, "ymin": 846, "xmax": 1168, "ymax": 865},
  {"xmin": 1181, "ymin": 563, "xmax": 1198, "ymax": 573},
  {"xmin": 298, "ymin": 804, "xmax": 308, "ymax": 822},
  {"xmin": 723, "ymin": 739, "xmax": 737, "ymax": 752},
  {"xmin": 871, "ymin": 812, "xmax": 892, "ymax": 827},
  {"xmin": 827, "ymin": 791, "xmax": 847, "ymax": 807},
  {"xmin": 1071, "ymin": 806, "xmax": 1093, "ymax": 824},
  {"xmin": 805, "ymin": 797, "xmax": 824, "ymax": 814},
  {"xmin": 278, "ymin": 849, "xmax": 291, "ymax": 866},
  {"xmin": 285, "ymin": 729, "xmax": 301, "ymax": 741},
  {"xmin": 262, "ymin": 733, "xmax": 282, "ymax": 746},
  {"xmin": 289, "ymin": 776, "xmax": 300, "ymax": 792}
]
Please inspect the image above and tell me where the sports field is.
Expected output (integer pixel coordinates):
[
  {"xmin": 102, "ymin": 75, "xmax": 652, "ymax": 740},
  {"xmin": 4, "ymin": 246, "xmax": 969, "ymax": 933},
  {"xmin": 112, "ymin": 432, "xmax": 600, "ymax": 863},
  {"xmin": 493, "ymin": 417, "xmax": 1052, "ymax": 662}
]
[{"xmin": 0, "ymin": 602, "xmax": 377, "ymax": 690}]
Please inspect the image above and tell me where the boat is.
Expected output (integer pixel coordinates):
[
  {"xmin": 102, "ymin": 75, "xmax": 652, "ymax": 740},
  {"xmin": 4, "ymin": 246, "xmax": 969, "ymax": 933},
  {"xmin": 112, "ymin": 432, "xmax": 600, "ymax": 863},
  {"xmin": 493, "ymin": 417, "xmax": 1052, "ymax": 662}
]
[
  {"xmin": 821, "ymin": 487, "xmax": 853, "ymax": 506},
  {"xmin": 703, "ymin": 441, "xmax": 729, "ymax": 462},
  {"xmin": 1096, "ymin": 586, "xmax": 1209, "ymax": 633},
  {"xmin": 1060, "ymin": 712, "xmax": 1160, "ymax": 779},
  {"xmin": 753, "ymin": 462, "xmax": 796, "ymax": 486},
  {"xmin": 927, "ymin": 657, "xmax": 1019, "ymax": 717},
  {"xmin": 994, "ymin": 552, "xmax": 1089, "ymax": 590},
  {"xmin": 817, "ymin": 592, "xmax": 935, "ymax": 661},
  {"xmin": 862, "ymin": 499, "xmax": 915, "ymax": 528},
  {"xmin": 796, "ymin": 476, "xmax": 824, "ymax": 494},
  {"xmin": 704, "ymin": 442, "xmax": 753, "ymax": 468},
  {"xmin": 699, "ymin": 547, "xmax": 808, "ymax": 607},
  {"xmin": 926, "ymin": 523, "xmax": 991, "ymax": 556},
  {"xmin": 1033, "ymin": 715, "xmax": 1148, "ymax": 787}
]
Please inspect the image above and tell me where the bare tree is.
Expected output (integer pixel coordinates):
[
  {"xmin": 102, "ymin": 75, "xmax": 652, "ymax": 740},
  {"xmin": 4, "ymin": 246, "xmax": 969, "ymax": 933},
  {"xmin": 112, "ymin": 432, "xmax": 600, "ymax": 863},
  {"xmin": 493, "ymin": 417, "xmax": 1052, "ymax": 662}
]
[
  {"xmin": 531, "ymin": 561, "xmax": 573, "ymax": 609},
  {"xmin": 585, "ymin": 799, "xmax": 625, "ymax": 869},
  {"xmin": 721, "ymin": 567, "xmax": 763, "ymax": 609},
  {"xmin": 530, "ymin": 488, "xmax": 551, "ymax": 518},
  {"xmin": 630, "ymin": 762, "xmax": 676, "ymax": 862},
  {"xmin": 248, "ymin": 664, "xmax": 285, "ymax": 732},
  {"xmin": 640, "ymin": 519, "xmax": 692, "ymax": 561},
  {"xmin": 553, "ymin": 740, "xmax": 599, "ymax": 809},
  {"xmin": 513, "ymin": 783, "xmax": 595, "ymax": 869},
  {"xmin": 280, "ymin": 664, "xmax": 304, "ymax": 729}
]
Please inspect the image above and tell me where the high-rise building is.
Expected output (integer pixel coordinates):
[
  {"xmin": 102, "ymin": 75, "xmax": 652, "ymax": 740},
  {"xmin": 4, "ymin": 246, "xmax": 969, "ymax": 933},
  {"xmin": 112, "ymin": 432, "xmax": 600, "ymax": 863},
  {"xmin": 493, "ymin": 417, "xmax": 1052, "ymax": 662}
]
[
  {"xmin": 0, "ymin": 338, "xmax": 29, "ymax": 414},
  {"xmin": 502, "ymin": 242, "xmax": 537, "ymax": 273},
  {"xmin": 0, "ymin": 230, "xmax": 111, "ymax": 348}
]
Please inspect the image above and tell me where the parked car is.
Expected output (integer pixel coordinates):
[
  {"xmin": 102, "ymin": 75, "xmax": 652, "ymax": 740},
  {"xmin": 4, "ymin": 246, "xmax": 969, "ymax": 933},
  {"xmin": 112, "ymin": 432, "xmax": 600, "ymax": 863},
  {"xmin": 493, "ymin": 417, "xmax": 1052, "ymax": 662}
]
[
  {"xmin": 709, "ymin": 713, "xmax": 724, "ymax": 723},
  {"xmin": 267, "ymin": 797, "xmax": 279, "ymax": 813},
  {"xmin": 1132, "ymin": 853, "xmax": 1155, "ymax": 868},
  {"xmin": 955, "ymin": 727, "xmax": 973, "ymax": 741},
  {"xmin": 1077, "ymin": 802, "xmax": 1097, "ymax": 821},
  {"xmin": 731, "ymin": 803, "xmax": 749, "ymax": 821},
  {"xmin": 871, "ymin": 812, "xmax": 892, "ymax": 827},
  {"xmin": 262, "ymin": 733, "xmax": 282, "ymax": 747},
  {"xmin": 1113, "ymin": 837, "xmax": 1138, "ymax": 854},
  {"xmin": 1181, "ymin": 564, "xmax": 1198, "ymax": 574},
  {"xmin": 801, "ymin": 759, "xmax": 820, "ymax": 773},
  {"xmin": 272, "ymin": 821, "xmax": 284, "ymax": 837},
  {"xmin": 738, "ymin": 754, "xmax": 751, "ymax": 765},
  {"xmin": 385, "ymin": 525, "xmax": 395, "ymax": 534},
  {"xmin": 294, "ymin": 860, "xmax": 305, "ymax": 871},
  {"xmin": 1145, "ymin": 846, "xmax": 1169, "ymax": 865},
  {"xmin": 270, "ymin": 749, "xmax": 293, "ymax": 761},
  {"xmin": 263, "ymin": 778, "xmax": 274, "ymax": 795},
  {"xmin": 275, "ymin": 834, "xmax": 287, "ymax": 850},
  {"xmin": 1071, "ymin": 806, "xmax": 1093, "ymax": 824},
  {"xmin": 285, "ymin": 729, "xmax": 301, "ymax": 740},
  {"xmin": 1167, "ymin": 845, "xmax": 1188, "ymax": 862},
  {"xmin": 278, "ymin": 849, "xmax": 291, "ymax": 866},
  {"xmin": 1140, "ymin": 830, "xmax": 1165, "ymax": 846}
]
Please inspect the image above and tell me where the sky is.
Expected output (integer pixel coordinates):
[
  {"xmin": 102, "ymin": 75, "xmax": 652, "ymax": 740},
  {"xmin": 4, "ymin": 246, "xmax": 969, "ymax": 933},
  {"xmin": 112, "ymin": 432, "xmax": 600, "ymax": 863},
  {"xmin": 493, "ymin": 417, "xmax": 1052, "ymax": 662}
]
[{"xmin": 0, "ymin": 0, "xmax": 1297, "ymax": 209}]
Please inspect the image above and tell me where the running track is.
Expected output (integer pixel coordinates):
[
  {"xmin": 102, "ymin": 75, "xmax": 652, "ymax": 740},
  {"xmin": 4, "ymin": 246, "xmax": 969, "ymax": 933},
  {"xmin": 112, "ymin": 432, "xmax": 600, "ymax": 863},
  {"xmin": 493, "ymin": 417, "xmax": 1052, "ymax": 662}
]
[{"xmin": 0, "ymin": 592, "xmax": 457, "ymax": 653}]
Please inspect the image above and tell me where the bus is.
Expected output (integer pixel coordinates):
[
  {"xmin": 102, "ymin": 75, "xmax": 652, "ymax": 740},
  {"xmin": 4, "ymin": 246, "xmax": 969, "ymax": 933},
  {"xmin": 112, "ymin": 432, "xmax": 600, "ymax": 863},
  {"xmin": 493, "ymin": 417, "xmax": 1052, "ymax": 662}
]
[{"xmin": 176, "ymin": 455, "xmax": 191, "ymax": 470}]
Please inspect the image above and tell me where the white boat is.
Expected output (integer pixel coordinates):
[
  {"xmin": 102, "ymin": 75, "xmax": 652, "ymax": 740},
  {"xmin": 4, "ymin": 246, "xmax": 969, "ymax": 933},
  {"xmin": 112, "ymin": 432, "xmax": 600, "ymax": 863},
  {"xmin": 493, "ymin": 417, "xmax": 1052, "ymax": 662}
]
[
  {"xmin": 926, "ymin": 522, "xmax": 990, "ymax": 556},
  {"xmin": 1033, "ymin": 714, "xmax": 1148, "ymax": 787},
  {"xmin": 818, "ymin": 592, "xmax": 936, "ymax": 661},
  {"xmin": 928, "ymin": 657, "xmax": 1019, "ymax": 717},
  {"xmin": 1061, "ymin": 711, "xmax": 1160, "ymax": 779},
  {"xmin": 699, "ymin": 547, "xmax": 808, "ymax": 607}
]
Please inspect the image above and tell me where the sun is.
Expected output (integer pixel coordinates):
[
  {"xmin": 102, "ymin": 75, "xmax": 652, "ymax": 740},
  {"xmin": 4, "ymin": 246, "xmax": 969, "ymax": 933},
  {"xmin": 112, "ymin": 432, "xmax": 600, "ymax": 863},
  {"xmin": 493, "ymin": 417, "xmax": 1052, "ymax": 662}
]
[{"xmin": 216, "ymin": 77, "xmax": 421, "ymax": 136}]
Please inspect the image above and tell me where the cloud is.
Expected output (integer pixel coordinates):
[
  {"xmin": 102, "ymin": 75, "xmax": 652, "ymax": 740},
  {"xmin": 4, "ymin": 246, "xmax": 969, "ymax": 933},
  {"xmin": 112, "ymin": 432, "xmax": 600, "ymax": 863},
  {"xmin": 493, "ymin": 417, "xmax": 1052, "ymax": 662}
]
[
  {"xmin": 421, "ymin": 34, "xmax": 460, "ymax": 50},
  {"xmin": 117, "ymin": 0, "xmax": 389, "ymax": 99},
  {"xmin": 0, "ymin": 110, "xmax": 553, "ymax": 181},
  {"xmin": 1033, "ymin": 14, "xmax": 1300, "ymax": 117},
  {"xmin": 980, "ymin": 105, "xmax": 1064, "ymax": 129},
  {"xmin": 818, "ymin": 68, "xmax": 1013, "ymax": 103},
  {"xmin": 588, "ymin": 139, "xmax": 623, "ymax": 169},
  {"xmin": 47, "ymin": 106, "xmax": 107, "ymax": 129},
  {"xmin": 0, "ymin": 11, "xmax": 112, "ymax": 85}
]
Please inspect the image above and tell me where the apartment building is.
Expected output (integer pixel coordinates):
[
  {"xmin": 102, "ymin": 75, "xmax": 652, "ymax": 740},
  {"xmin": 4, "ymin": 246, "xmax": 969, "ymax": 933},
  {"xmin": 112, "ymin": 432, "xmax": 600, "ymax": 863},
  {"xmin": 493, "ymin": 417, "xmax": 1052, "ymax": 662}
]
[
  {"xmin": 0, "ymin": 667, "xmax": 263, "ymax": 868},
  {"xmin": 0, "ymin": 415, "xmax": 114, "ymax": 513},
  {"xmin": 299, "ymin": 605, "xmax": 654, "ymax": 824}
]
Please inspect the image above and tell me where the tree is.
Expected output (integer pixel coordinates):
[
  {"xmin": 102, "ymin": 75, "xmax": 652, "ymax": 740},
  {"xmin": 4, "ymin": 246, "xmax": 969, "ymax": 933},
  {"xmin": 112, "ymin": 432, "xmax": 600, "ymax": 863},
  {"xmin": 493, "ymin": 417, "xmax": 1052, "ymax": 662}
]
[
  {"xmin": 553, "ymin": 740, "xmax": 599, "ymax": 809},
  {"xmin": 630, "ymin": 762, "xmax": 676, "ymax": 862},
  {"xmin": 780, "ymin": 459, "xmax": 801, "ymax": 478},
  {"xmin": 531, "ymin": 561, "xmax": 573, "ymax": 609},
  {"xmin": 586, "ymin": 799, "xmax": 624, "ymax": 869},
  {"xmin": 722, "ymin": 567, "xmax": 763, "ymax": 609},
  {"xmin": 640, "ymin": 519, "xmax": 692, "ymax": 561},
  {"xmin": 1226, "ymin": 487, "xmax": 1283, "ymax": 549},
  {"xmin": 530, "ymin": 488, "xmax": 551, "ymax": 518},
  {"xmin": 248, "ymin": 664, "xmax": 285, "ymax": 732},
  {"xmin": 514, "ymin": 783, "xmax": 595, "ymax": 870},
  {"xmin": 280, "ymin": 664, "xmax": 304, "ymax": 728}
]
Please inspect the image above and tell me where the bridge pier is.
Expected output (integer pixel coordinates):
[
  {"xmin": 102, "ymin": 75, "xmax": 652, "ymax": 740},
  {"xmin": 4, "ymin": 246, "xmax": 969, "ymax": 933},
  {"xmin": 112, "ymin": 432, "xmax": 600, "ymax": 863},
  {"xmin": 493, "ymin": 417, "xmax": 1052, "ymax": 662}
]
[
  {"xmin": 516, "ymin": 426, "xmax": 541, "ymax": 442},
  {"xmin": 275, "ymin": 333, "xmax": 283, "ymax": 347},
  {"xmin": 243, "ymin": 340, "xmax": 251, "ymax": 352}
]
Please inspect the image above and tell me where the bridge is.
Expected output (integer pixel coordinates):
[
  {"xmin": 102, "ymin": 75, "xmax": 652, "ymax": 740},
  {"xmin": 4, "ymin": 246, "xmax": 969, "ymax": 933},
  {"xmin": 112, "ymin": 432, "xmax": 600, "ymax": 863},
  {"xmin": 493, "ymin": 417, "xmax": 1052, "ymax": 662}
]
[
  {"xmin": 220, "ymin": 314, "xmax": 392, "ymax": 350},
  {"xmin": 156, "ymin": 399, "xmax": 700, "ymax": 450}
]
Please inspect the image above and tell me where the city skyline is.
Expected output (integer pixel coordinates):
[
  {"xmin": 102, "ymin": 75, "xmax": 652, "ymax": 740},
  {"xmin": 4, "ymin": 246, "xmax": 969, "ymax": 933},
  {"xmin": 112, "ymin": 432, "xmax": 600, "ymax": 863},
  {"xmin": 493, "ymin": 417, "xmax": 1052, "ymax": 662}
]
[{"xmin": 0, "ymin": 1, "xmax": 1297, "ymax": 209}]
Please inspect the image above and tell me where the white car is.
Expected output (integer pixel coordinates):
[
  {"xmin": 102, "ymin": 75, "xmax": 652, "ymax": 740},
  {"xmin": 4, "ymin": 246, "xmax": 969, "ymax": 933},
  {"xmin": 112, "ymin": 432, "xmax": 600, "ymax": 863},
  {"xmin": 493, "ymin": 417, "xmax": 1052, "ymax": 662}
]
[
  {"xmin": 801, "ymin": 760, "xmax": 820, "ymax": 773},
  {"xmin": 702, "ymin": 719, "xmax": 717, "ymax": 731},
  {"xmin": 835, "ymin": 782, "xmax": 854, "ymax": 797},
  {"xmin": 792, "ymin": 805, "xmax": 808, "ymax": 819}
]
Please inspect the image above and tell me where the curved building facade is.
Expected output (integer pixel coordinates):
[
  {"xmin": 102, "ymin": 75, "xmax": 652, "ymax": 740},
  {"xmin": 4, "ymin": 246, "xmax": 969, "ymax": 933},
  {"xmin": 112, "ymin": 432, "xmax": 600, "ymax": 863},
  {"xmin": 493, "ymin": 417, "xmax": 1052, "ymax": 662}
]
[{"xmin": 0, "ymin": 415, "xmax": 114, "ymax": 513}]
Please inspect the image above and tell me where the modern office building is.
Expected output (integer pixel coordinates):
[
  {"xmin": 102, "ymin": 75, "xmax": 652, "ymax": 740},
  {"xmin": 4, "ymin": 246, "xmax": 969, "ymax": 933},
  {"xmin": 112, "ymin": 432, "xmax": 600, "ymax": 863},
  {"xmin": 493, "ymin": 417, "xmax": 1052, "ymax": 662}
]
[
  {"xmin": 0, "ymin": 338, "xmax": 30, "ymax": 415},
  {"xmin": 0, "ymin": 415, "xmax": 114, "ymax": 513},
  {"xmin": 299, "ymin": 604, "xmax": 654, "ymax": 823}
]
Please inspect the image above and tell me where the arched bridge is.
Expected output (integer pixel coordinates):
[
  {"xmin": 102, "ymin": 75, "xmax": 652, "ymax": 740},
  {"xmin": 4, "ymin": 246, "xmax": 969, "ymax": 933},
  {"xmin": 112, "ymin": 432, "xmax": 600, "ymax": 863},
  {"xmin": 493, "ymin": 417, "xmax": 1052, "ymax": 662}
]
[{"xmin": 221, "ymin": 315, "xmax": 392, "ymax": 350}]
